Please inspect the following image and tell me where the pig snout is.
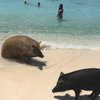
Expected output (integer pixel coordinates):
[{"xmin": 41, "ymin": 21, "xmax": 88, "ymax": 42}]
[
  {"xmin": 52, "ymin": 86, "xmax": 58, "ymax": 93},
  {"xmin": 33, "ymin": 48, "xmax": 44, "ymax": 58},
  {"xmin": 52, "ymin": 88, "xmax": 56, "ymax": 93},
  {"xmin": 38, "ymin": 51, "xmax": 44, "ymax": 58}
]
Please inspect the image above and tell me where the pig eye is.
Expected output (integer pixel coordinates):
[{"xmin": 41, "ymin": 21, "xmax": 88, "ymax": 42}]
[
  {"xmin": 58, "ymin": 79, "xmax": 64, "ymax": 84},
  {"xmin": 32, "ymin": 45, "xmax": 35, "ymax": 48}
]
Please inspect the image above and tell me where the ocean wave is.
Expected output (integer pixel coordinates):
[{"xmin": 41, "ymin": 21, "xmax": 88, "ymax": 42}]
[{"xmin": 40, "ymin": 41, "xmax": 100, "ymax": 50}]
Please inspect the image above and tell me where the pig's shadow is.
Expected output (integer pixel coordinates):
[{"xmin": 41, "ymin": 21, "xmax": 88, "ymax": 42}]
[
  {"xmin": 24, "ymin": 58, "xmax": 47, "ymax": 70},
  {"xmin": 54, "ymin": 94, "xmax": 100, "ymax": 100},
  {"xmin": 7, "ymin": 58, "xmax": 47, "ymax": 70}
]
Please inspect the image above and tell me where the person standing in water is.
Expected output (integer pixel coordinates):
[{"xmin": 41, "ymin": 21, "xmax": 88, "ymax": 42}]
[
  {"xmin": 24, "ymin": 1, "xmax": 27, "ymax": 4},
  {"xmin": 38, "ymin": 2, "xmax": 40, "ymax": 7},
  {"xmin": 57, "ymin": 3, "xmax": 64, "ymax": 19}
]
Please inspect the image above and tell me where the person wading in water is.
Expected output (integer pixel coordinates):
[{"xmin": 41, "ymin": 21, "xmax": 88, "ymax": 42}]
[{"xmin": 57, "ymin": 3, "xmax": 64, "ymax": 19}]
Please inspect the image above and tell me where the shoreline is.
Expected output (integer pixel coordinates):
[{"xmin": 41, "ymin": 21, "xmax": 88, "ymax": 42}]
[
  {"xmin": 1, "ymin": 36, "xmax": 100, "ymax": 50},
  {"xmin": 40, "ymin": 41, "xmax": 100, "ymax": 50},
  {"xmin": 0, "ymin": 49, "xmax": 100, "ymax": 100}
]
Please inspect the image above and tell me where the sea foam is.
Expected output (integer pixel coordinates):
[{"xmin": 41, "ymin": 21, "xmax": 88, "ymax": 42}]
[{"xmin": 40, "ymin": 41, "xmax": 100, "ymax": 50}]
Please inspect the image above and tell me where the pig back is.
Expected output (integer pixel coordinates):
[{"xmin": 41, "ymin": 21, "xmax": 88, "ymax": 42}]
[{"xmin": 66, "ymin": 68, "xmax": 100, "ymax": 89}]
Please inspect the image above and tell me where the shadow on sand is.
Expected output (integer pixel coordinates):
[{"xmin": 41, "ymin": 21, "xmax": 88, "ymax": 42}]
[
  {"xmin": 7, "ymin": 58, "xmax": 47, "ymax": 70},
  {"xmin": 54, "ymin": 94, "xmax": 100, "ymax": 100},
  {"xmin": 25, "ymin": 58, "xmax": 47, "ymax": 70}
]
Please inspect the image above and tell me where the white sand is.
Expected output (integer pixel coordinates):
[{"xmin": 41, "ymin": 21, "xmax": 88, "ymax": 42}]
[{"xmin": 0, "ymin": 49, "xmax": 100, "ymax": 100}]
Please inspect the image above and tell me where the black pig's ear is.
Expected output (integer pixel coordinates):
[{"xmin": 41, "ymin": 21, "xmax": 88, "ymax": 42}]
[{"xmin": 60, "ymin": 72, "xmax": 64, "ymax": 76}]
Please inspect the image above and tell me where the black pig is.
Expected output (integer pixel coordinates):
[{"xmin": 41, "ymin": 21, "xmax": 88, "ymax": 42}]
[{"xmin": 52, "ymin": 68, "xmax": 100, "ymax": 100}]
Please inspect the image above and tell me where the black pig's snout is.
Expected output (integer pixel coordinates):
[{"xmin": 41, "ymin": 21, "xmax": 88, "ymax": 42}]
[
  {"xmin": 52, "ymin": 88, "xmax": 56, "ymax": 93},
  {"xmin": 52, "ymin": 89, "xmax": 54, "ymax": 93}
]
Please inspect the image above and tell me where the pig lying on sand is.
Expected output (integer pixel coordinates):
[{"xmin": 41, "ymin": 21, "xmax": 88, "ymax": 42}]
[
  {"xmin": 1, "ymin": 35, "xmax": 44, "ymax": 62},
  {"xmin": 52, "ymin": 68, "xmax": 100, "ymax": 100}
]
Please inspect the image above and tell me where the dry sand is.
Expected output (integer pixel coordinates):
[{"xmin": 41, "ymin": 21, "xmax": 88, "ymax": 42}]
[{"xmin": 0, "ymin": 49, "xmax": 100, "ymax": 100}]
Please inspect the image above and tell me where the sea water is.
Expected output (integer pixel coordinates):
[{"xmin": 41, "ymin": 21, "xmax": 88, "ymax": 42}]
[{"xmin": 0, "ymin": 0, "xmax": 100, "ymax": 50}]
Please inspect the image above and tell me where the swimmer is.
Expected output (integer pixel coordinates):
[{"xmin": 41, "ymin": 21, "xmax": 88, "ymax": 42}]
[
  {"xmin": 57, "ymin": 3, "xmax": 64, "ymax": 19},
  {"xmin": 38, "ymin": 2, "xmax": 40, "ymax": 7}
]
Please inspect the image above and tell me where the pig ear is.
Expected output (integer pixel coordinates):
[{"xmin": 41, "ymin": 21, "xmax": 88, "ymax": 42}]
[
  {"xmin": 60, "ymin": 72, "xmax": 64, "ymax": 76},
  {"xmin": 38, "ymin": 41, "xmax": 41, "ymax": 44}
]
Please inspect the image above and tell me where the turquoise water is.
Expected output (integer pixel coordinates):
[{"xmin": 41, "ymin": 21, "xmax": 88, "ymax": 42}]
[{"xmin": 0, "ymin": 0, "xmax": 100, "ymax": 49}]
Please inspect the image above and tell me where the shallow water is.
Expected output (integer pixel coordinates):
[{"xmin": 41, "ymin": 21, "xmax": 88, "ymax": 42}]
[{"xmin": 0, "ymin": 0, "xmax": 100, "ymax": 49}]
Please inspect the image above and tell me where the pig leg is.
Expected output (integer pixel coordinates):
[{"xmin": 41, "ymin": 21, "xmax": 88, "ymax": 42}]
[
  {"xmin": 23, "ymin": 55, "xmax": 32, "ymax": 63},
  {"xmin": 25, "ymin": 57, "xmax": 32, "ymax": 63},
  {"xmin": 74, "ymin": 89, "xmax": 81, "ymax": 100},
  {"xmin": 91, "ymin": 90, "xmax": 99, "ymax": 100},
  {"xmin": 88, "ymin": 91, "xmax": 95, "ymax": 98}
]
